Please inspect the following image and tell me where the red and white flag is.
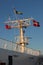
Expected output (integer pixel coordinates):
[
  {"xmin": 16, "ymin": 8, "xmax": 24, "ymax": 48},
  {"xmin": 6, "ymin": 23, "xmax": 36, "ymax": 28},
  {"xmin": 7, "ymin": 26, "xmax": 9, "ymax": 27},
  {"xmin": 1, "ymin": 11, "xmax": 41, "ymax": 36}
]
[
  {"xmin": 33, "ymin": 20, "xmax": 40, "ymax": 27},
  {"xmin": 5, "ymin": 25, "xmax": 11, "ymax": 29}
]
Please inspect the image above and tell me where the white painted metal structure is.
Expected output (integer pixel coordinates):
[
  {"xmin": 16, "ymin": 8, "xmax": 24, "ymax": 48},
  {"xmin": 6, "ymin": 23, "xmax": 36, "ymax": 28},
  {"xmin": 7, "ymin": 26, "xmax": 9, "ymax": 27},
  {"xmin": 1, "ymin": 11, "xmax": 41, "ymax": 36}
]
[{"xmin": 0, "ymin": 9, "xmax": 43, "ymax": 65}]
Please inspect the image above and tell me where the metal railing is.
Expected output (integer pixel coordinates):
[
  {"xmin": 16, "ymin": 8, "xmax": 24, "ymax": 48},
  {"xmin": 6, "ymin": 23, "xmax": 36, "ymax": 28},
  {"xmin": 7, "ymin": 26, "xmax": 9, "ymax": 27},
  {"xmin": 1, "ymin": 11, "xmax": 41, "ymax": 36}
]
[{"xmin": 0, "ymin": 38, "xmax": 40, "ymax": 56}]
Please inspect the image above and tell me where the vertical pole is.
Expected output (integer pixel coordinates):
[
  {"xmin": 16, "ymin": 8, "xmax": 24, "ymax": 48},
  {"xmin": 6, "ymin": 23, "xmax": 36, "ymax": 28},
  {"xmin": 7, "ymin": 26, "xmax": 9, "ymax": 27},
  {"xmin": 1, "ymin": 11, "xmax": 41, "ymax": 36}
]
[{"xmin": 19, "ymin": 21, "xmax": 25, "ymax": 53}]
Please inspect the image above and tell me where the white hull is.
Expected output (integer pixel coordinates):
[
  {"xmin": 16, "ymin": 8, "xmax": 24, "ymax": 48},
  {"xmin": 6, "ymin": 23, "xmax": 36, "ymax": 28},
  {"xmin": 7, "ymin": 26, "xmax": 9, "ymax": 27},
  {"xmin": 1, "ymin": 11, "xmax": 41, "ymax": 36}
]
[{"xmin": 0, "ymin": 48, "xmax": 43, "ymax": 65}]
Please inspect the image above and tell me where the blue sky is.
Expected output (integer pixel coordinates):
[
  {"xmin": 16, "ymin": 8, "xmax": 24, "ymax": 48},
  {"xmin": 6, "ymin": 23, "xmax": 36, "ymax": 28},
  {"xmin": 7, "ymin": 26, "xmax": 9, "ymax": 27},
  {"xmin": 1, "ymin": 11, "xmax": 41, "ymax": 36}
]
[{"xmin": 0, "ymin": 0, "xmax": 43, "ymax": 52}]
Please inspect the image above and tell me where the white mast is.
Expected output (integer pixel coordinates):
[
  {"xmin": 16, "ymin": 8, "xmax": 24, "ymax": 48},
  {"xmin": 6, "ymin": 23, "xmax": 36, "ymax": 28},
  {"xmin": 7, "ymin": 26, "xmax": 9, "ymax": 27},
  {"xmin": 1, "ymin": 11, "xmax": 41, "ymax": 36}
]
[
  {"xmin": 5, "ymin": 17, "xmax": 32, "ymax": 53},
  {"xmin": 19, "ymin": 21, "xmax": 25, "ymax": 52},
  {"xmin": 5, "ymin": 8, "xmax": 33, "ymax": 53}
]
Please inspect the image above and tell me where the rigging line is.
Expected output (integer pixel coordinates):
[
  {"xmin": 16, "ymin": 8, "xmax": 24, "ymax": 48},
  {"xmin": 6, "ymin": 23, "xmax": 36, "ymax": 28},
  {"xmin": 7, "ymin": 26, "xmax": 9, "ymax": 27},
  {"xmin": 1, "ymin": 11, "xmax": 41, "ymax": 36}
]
[{"xmin": 13, "ymin": 8, "xmax": 18, "ymax": 20}]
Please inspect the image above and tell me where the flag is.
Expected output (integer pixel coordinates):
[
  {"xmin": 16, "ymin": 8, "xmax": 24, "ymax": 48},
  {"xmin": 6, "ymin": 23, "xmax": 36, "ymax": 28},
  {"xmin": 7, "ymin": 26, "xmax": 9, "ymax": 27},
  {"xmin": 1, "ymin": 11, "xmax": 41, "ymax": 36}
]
[
  {"xmin": 33, "ymin": 20, "xmax": 40, "ymax": 27},
  {"xmin": 5, "ymin": 25, "xmax": 11, "ymax": 29},
  {"xmin": 14, "ymin": 8, "xmax": 23, "ymax": 15}
]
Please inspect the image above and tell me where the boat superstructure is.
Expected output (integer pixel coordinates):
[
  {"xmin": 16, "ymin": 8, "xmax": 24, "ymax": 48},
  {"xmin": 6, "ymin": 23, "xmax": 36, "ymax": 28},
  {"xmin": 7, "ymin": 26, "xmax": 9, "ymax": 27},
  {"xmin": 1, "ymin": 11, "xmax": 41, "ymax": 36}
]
[{"xmin": 0, "ymin": 8, "xmax": 43, "ymax": 65}]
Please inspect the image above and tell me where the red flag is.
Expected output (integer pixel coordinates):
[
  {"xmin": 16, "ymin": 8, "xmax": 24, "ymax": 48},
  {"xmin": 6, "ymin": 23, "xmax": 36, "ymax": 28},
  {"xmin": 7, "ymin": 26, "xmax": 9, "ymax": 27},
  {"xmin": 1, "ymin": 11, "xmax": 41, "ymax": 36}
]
[
  {"xmin": 33, "ymin": 20, "xmax": 40, "ymax": 27},
  {"xmin": 5, "ymin": 25, "xmax": 11, "ymax": 29}
]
